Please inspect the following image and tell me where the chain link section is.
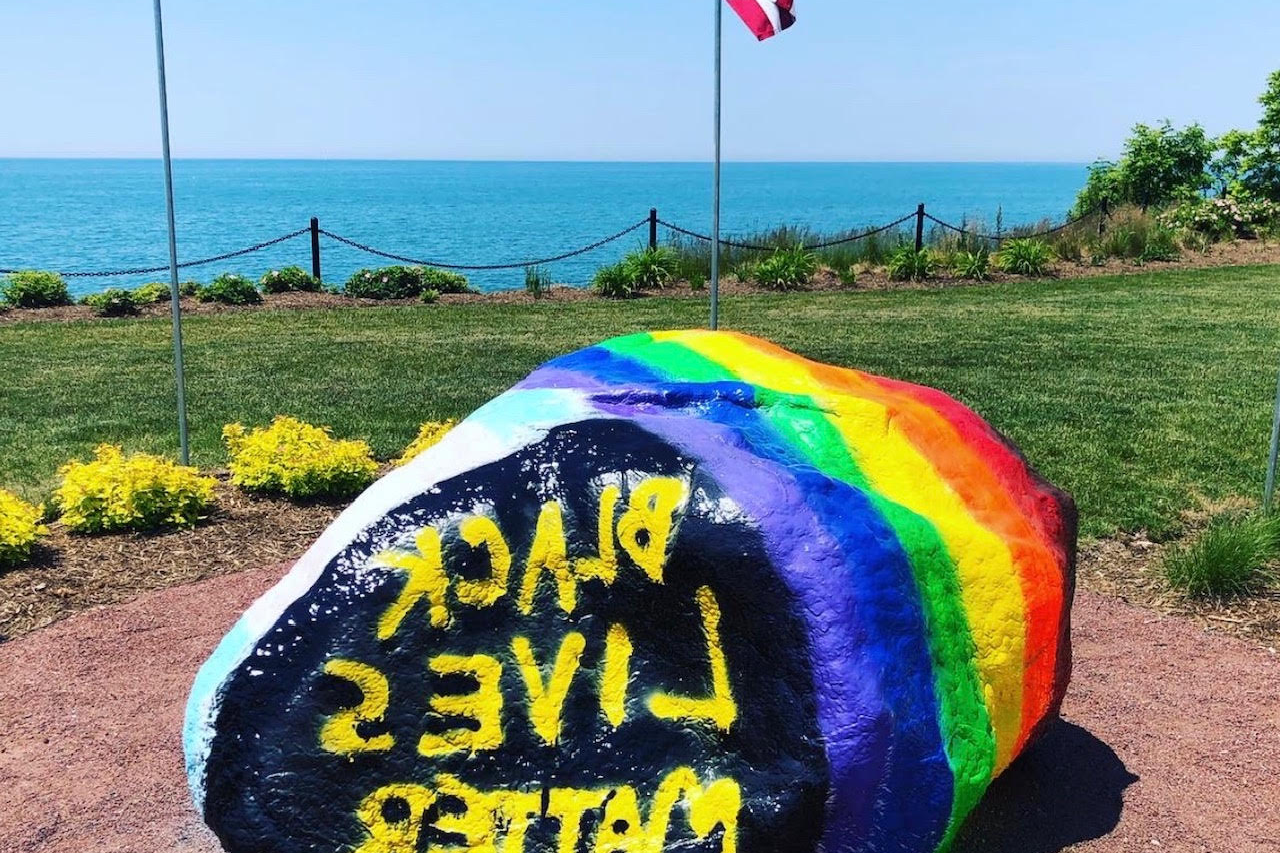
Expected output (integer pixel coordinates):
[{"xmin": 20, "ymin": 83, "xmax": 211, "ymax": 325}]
[
  {"xmin": 0, "ymin": 227, "xmax": 310, "ymax": 278},
  {"xmin": 923, "ymin": 208, "xmax": 1101, "ymax": 243},
  {"xmin": 658, "ymin": 212, "xmax": 918, "ymax": 251},
  {"xmin": 318, "ymin": 220, "xmax": 648, "ymax": 271}
]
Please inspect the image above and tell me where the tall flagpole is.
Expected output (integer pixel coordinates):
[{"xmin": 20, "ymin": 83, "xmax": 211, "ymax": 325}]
[
  {"xmin": 152, "ymin": 0, "xmax": 190, "ymax": 464},
  {"xmin": 1264, "ymin": 351, "xmax": 1280, "ymax": 511},
  {"xmin": 710, "ymin": 0, "xmax": 723, "ymax": 331}
]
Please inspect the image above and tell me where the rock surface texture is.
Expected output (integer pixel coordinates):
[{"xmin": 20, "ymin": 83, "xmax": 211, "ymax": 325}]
[{"xmin": 185, "ymin": 330, "xmax": 1077, "ymax": 853}]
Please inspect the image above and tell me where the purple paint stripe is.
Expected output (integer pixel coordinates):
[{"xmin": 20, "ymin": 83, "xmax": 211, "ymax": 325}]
[{"xmin": 609, "ymin": 406, "xmax": 891, "ymax": 848}]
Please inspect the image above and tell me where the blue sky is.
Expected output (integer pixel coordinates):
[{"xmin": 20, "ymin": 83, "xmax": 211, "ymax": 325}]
[{"xmin": 1, "ymin": 1, "xmax": 1278, "ymax": 161}]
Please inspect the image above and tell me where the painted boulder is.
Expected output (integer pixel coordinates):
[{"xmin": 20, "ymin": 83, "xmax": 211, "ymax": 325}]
[{"xmin": 185, "ymin": 330, "xmax": 1076, "ymax": 853}]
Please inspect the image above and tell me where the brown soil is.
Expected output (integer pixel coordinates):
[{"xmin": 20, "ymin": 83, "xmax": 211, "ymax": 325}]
[
  {"xmin": 5, "ymin": 239, "xmax": 1280, "ymax": 325},
  {"xmin": 0, "ymin": 563, "xmax": 1275, "ymax": 853},
  {"xmin": 9, "ymin": 493, "xmax": 1279, "ymax": 651},
  {"xmin": 0, "ymin": 480, "xmax": 342, "ymax": 642}
]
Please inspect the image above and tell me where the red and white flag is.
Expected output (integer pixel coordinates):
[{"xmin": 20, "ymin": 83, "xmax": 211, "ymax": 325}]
[{"xmin": 725, "ymin": 0, "xmax": 795, "ymax": 41}]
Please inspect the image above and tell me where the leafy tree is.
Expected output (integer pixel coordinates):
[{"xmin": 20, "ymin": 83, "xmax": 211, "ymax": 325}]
[
  {"xmin": 1074, "ymin": 160, "xmax": 1123, "ymax": 215},
  {"xmin": 1242, "ymin": 70, "xmax": 1280, "ymax": 200},
  {"xmin": 1210, "ymin": 129, "xmax": 1255, "ymax": 197},
  {"xmin": 1118, "ymin": 122, "xmax": 1213, "ymax": 210},
  {"xmin": 1074, "ymin": 121, "xmax": 1212, "ymax": 213}
]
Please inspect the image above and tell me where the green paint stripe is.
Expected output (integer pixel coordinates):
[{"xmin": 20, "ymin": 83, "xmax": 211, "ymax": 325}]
[{"xmin": 598, "ymin": 336, "xmax": 995, "ymax": 844}]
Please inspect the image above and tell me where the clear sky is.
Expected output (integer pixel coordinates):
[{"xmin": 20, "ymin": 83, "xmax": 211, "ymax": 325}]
[{"xmin": 2, "ymin": 1, "xmax": 1278, "ymax": 162}]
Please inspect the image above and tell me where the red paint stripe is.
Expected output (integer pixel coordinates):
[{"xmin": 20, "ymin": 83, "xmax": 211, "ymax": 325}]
[
  {"xmin": 724, "ymin": 332, "xmax": 1072, "ymax": 759},
  {"xmin": 725, "ymin": 0, "xmax": 777, "ymax": 40},
  {"xmin": 862, "ymin": 373, "xmax": 1076, "ymax": 749}
]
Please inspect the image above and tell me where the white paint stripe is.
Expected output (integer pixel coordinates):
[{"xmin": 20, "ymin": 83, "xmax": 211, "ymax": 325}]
[
  {"xmin": 752, "ymin": 0, "xmax": 782, "ymax": 34},
  {"xmin": 182, "ymin": 388, "xmax": 597, "ymax": 809}
]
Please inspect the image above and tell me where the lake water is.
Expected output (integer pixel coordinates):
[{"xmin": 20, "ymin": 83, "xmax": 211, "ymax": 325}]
[{"xmin": 0, "ymin": 160, "xmax": 1087, "ymax": 296}]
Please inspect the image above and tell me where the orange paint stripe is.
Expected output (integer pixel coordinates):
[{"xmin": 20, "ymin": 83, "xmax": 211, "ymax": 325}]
[{"xmin": 724, "ymin": 333, "xmax": 1067, "ymax": 754}]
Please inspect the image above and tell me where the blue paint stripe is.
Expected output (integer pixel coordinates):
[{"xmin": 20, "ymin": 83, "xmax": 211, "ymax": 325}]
[{"xmin": 543, "ymin": 346, "xmax": 953, "ymax": 851}]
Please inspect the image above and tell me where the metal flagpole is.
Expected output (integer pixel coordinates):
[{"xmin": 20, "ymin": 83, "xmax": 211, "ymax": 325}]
[
  {"xmin": 152, "ymin": 0, "xmax": 190, "ymax": 465},
  {"xmin": 1264, "ymin": 352, "xmax": 1280, "ymax": 511},
  {"xmin": 710, "ymin": 0, "xmax": 723, "ymax": 331}
]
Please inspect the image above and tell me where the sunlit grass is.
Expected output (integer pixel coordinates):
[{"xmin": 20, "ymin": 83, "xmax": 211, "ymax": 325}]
[{"xmin": 2, "ymin": 263, "xmax": 1280, "ymax": 539}]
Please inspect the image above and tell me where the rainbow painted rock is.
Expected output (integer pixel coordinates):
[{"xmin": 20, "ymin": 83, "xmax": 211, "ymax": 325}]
[{"xmin": 185, "ymin": 330, "xmax": 1075, "ymax": 853}]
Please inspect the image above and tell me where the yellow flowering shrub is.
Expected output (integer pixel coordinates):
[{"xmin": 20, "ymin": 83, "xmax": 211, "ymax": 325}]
[
  {"xmin": 224, "ymin": 416, "xmax": 378, "ymax": 500},
  {"xmin": 0, "ymin": 489, "xmax": 48, "ymax": 568},
  {"xmin": 395, "ymin": 420, "xmax": 457, "ymax": 467},
  {"xmin": 55, "ymin": 444, "xmax": 216, "ymax": 533}
]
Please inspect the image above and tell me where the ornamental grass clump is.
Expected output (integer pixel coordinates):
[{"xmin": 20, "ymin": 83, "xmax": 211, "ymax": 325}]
[
  {"xmin": 0, "ymin": 489, "xmax": 48, "ymax": 569},
  {"xmin": 224, "ymin": 416, "xmax": 378, "ymax": 500},
  {"xmin": 1164, "ymin": 511, "xmax": 1280, "ymax": 599},
  {"xmin": 55, "ymin": 444, "xmax": 216, "ymax": 533},
  {"xmin": 620, "ymin": 246, "xmax": 679, "ymax": 291},
  {"xmin": 752, "ymin": 245, "xmax": 818, "ymax": 290},
  {"xmin": 395, "ymin": 420, "xmax": 458, "ymax": 467},
  {"xmin": 886, "ymin": 247, "xmax": 936, "ymax": 282},
  {"xmin": 996, "ymin": 239, "xmax": 1054, "ymax": 277}
]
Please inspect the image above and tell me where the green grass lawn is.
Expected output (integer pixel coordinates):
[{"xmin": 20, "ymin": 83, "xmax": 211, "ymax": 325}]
[{"xmin": 3, "ymin": 264, "xmax": 1279, "ymax": 539}]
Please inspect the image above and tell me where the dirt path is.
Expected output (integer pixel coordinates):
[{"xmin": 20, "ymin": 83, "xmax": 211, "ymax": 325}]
[{"xmin": 1, "ymin": 565, "xmax": 1277, "ymax": 853}]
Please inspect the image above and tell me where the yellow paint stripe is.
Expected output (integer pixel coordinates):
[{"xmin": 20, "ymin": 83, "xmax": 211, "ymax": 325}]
[{"xmin": 657, "ymin": 330, "xmax": 1026, "ymax": 771}]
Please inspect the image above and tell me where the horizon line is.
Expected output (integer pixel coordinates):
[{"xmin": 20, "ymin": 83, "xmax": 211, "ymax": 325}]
[{"xmin": 0, "ymin": 155, "xmax": 1092, "ymax": 165}]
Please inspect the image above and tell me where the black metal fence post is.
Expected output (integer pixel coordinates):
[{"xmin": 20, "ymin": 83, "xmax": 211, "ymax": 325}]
[
  {"xmin": 1098, "ymin": 199, "xmax": 1110, "ymax": 238},
  {"xmin": 649, "ymin": 208, "xmax": 658, "ymax": 250},
  {"xmin": 310, "ymin": 217, "xmax": 321, "ymax": 283},
  {"xmin": 915, "ymin": 203, "xmax": 926, "ymax": 252}
]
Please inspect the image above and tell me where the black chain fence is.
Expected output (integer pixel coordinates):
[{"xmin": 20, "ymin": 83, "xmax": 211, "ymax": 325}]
[{"xmin": 1, "ymin": 204, "xmax": 1104, "ymax": 284}]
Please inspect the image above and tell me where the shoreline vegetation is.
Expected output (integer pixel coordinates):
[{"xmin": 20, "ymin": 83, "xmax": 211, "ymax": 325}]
[{"xmin": 4, "ymin": 214, "xmax": 1280, "ymax": 323}]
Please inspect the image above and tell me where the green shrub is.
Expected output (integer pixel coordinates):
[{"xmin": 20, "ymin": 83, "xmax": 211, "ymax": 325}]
[
  {"xmin": 179, "ymin": 280, "xmax": 201, "ymax": 297},
  {"xmin": 835, "ymin": 264, "xmax": 858, "ymax": 287},
  {"xmin": 82, "ymin": 288, "xmax": 139, "ymax": 316},
  {"xmin": 1, "ymin": 270, "xmax": 71, "ymax": 308},
  {"xmin": 198, "ymin": 273, "xmax": 262, "ymax": 305},
  {"xmin": 345, "ymin": 266, "xmax": 422, "ymax": 299},
  {"xmin": 620, "ymin": 246, "xmax": 679, "ymax": 291},
  {"xmin": 55, "ymin": 444, "xmax": 216, "ymax": 533},
  {"xmin": 419, "ymin": 288, "xmax": 440, "ymax": 304},
  {"xmin": 132, "ymin": 282, "xmax": 172, "ymax": 304},
  {"xmin": 952, "ymin": 249, "xmax": 991, "ymax": 281},
  {"xmin": 419, "ymin": 267, "xmax": 471, "ymax": 294},
  {"xmin": 688, "ymin": 272, "xmax": 706, "ymax": 291},
  {"xmin": 0, "ymin": 489, "xmax": 48, "ymax": 569},
  {"xmin": 1164, "ymin": 512, "xmax": 1280, "ymax": 599},
  {"xmin": 886, "ymin": 247, "xmax": 936, "ymax": 282},
  {"xmin": 259, "ymin": 265, "xmax": 320, "ymax": 294},
  {"xmin": 345, "ymin": 266, "xmax": 470, "ymax": 299},
  {"xmin": 1159, "ymin": 197, "xmax": 1280, "ymax": 240},
  {"xmin": 752, "ymin": 246, "xmax": 818, "ymax": 291},
  {"xmin": 524, "ymin": 266, "xmax": 551, "ymax": 299},
  {"xmin": 996, "ymin": 239, "xmax": 1053, "ymax": 276},
  {"xmin": 592, "ymin": 262, "xmax": 636, "ymax": 299},
  {"xmin": 223, "ymin": 417, "xmax": 378, "ymax": 500},
  {"xmin": 1141, "ymin": 227, "xmax": 1181, "ymax": 262}
]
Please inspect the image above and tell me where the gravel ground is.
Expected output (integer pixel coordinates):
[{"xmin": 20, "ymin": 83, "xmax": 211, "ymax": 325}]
[{"xmin": 0, "ymin": 565, "xmax": 1276, "ymax": 853}]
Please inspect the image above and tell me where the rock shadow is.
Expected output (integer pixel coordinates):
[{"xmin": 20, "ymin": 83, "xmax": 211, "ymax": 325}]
[{"xmin": 954, "ymin": 719, "xmax": 1137, "ymax": 853}]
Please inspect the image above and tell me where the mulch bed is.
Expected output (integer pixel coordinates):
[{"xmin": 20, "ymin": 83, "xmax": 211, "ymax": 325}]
[
  {"xmin": 0, "ymin": 480, "xmax": 343, "ymax": 642},
  {"xmin": 4, "ymin": 479, "xmax": 1280, "ymax": 651},
  {"xmin": 4, "ymin": 238, "xmax": 1280, "ymax": 325}
]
